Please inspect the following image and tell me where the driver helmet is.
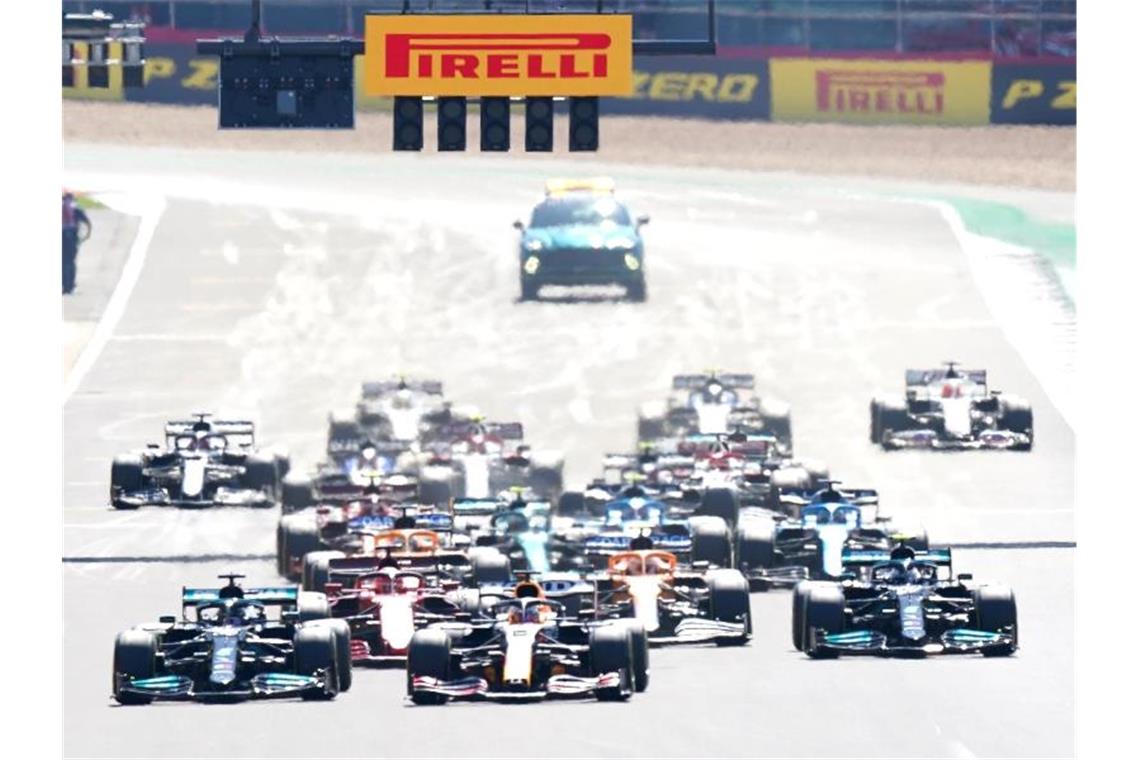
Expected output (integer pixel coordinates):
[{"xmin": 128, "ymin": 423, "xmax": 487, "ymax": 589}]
[
  {"xmin": 507, "ymin": 605, "xmax": 524, "ymax": 624},
  {"xmin": 524, "ymin": 603, "xmax": 551, "ymax": 624}
]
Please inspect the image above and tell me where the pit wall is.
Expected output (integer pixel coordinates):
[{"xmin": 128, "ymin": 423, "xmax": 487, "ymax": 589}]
[{"xmin": 63, "ymin": 43, "xmax": 1074, "ymax": 126}]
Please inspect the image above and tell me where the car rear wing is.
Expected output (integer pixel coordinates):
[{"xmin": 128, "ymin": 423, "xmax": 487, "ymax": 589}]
[
  {"xmin": 841, "ymin": 548, "xmax": 952, "ymax": 568},
  {"xmin": 583, "ymin": 533, "xmax": 692, "ymax": 553},
  {"xmin": 360, "ymin": 379, "xmax": 443, "ymax": 399},
  {"xmin": 779, "ymin": 487, "xmax": 879, "ymax": 506},
  {"xmin": 451, "ymin": 498, "xmax": 502, "ymax": 516},
  {"xmin": 672, "ymin": 373, "xmax": 755, "ymax": 390},
  {"xmin": 905, "ymin": 369, "xmax": 987, "ymax": 387},
  {"xmin": 165, "ymin": 418, "xmax": 256, "ymax": 448},
  {"xmin": 181, "ymin": 586, "xmax": 298, "ymax": 606}
]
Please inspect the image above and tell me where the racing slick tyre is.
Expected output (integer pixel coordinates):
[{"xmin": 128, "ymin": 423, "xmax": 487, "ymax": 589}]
[
  {"xmin": 297, "ymin": 591, "xmax": 332, "ymax": 623},
  {"xmin": 303, "ymin": 551, "xmax": 345, "ymax": 592},
  {"xmin": 407, "ymin": 629, "xmax": 452, "ymax": 705},
  {"xmin": 294, "ymin": 626, "xmax": 340, "ymax": 700},
  {"xmin": 555, "ymin": 491, "xmax": 586, "ymax": 517},
  {"xmin": 874, "ymin": 398, "xmax": 911, "ymax": 448},
  {"xmin": 110, "ymin": 454, "xmax": 146, "ymax": 510},
  {"xmin": 241, "ymin": 452, "xmax": 280, "ymax": 502},
  {"xmin": 280, "ymin": 474, "xmax": 314, "ymax": 513},
  {"xmin": 617, "ymin": 621, "xmax": 649, "ymax": 693},
  {"xmin": 759, "ymin": 411, "xmax": 793, "ymax": 452},
  {"xmin": 802, "ymin": 584, "xmax": 846, "ymax": 659},
  {"xmin": 691, "ymin": 520, "xmax": 733, "ymax": 568},
  {"xmin": 278, "ymin": 516, "xmax": 321, "ymax": 580},
  {"xmin": 792, "ymin": 580, "xmax": 832, "ymax": 651},
  {"xmin": 520, "ymin": 277, "xmax": 540, "ymax": 302},
  {"xmin": 869, "ymin": 399, "xmax": 884, "ymax": 443},
  {"xmin": 306, "ymin": 618, "xmax": 352, "ymax": 692},
  {"xmin": 471, "ymin": 550, "xmax": 513, "ymax": 586},
  {"xmin": 768, "ymin": 467, "xmax": 812, "ymax": 511},
  {"xmin": 112, "ymin": 630, "xmax": 158, "ymax": 705},
  {"xmin": 418, "ymin": 471, "xmax": 452, "ymax": 508},
  {"xmin": 971, "ymin": 585, "xmax": 1018, "ymax": 657},
  {"xmin": 1000, "ymin": 398, "xmax": 1034, "ymax": 452},
  {"xmin": 697, "ymin": 487, "xmax": 740, "ymax": 527},
  {"xmin": 451, "ymin": 588, "xmax": 484, "ymax": 617},
  {"xmin": 589, "ymin": 625, "xmax": 634, "ymax": 702},
  {"xmin": 636, "ymin": 415, "xmax": 666, "ymax": 442},
  {"xmin": 528, "ymin": 464, "xmax": 564, "ymax": 501},
  {"xmin": 736, "ymin": 519, "xmax": 776, "ymax": 580},
  {"xmin": 626, "ymin": 276, "xmax": 647, "ymax": 303},
  {"xmin": 707, "ymin": 569, "xmax": 752, "ymax": 647}
]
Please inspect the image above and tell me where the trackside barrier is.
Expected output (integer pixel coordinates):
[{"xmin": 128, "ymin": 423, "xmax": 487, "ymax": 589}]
[{"xmin": 64, "ymin": 42, "xmax": 1074, "ymax": 126}]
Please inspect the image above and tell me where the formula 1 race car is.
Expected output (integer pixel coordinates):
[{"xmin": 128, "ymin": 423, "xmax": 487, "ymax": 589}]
[
  {"xmin": 354, "ymin": 377, "xmax": 446, "ymax": 443},
  {"xmin": 514, "ymin": 177, "xmax": 649, "ymax": 302},
  {"xmin": 109, "ymin": 415, "xmax": 286, "ymax": 509},
  {"xmin": 320, "ymin": 562, "xmax": 483, "ymax": 666},
  {"xmin": 406, "ymin": 578, "xmax": 648, "ymax": 703},
  {"xmin": 111, "ymin": 574, "xmax": 351, "ymax": 704},
  {"xmin": 637, "ymin": 372, "xmax": 793, "ymax": 448},
  {"xmin": 417, "ymin": 419, "xmax": 564, "ymax": 503},
  {"xmin": 794, "ymin": 546, "xmax": 1018, "ymax": 658},
  {"xmin": 735, "ymin": 482, "xmax": 928, "ymax": 590},
  {"xmin": 587, "ymin": 543, "xmax": 752, "ymax": 646},
  {"xmin": 870, "ymin": 363, "xmax": 1033, "ymax": 450}
]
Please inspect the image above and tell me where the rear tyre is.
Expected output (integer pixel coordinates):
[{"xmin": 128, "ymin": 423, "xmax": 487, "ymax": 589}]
[
  {"xmin": 294, "ymin": 626, "xmax": 339, "ymax": 700},
  {"xmin": 697, "ymin": 487, "xmax": 739, "ymax": 527},
  {"xmin": 875, "ymin": 398, "xmax": 911, "ymax": 447},
  {"xmin": 528, "ymin": 464, "xmax": 563, "ymax": 500},
  {"xmin": 636, "ymin": 415, "xmax": 666, "ymax": 442},
  {"xmin": 1000, "ymin": 398, "xmax": 1034, "ymax": 452},
  {"xmin": 707, "ymin": 569, "xmax": 751, "ymax": 646},
  {"xmin": 802, "ymin": 584, "xmax": 846, "ymax": 659},
  {"xmin": 241, "ymin": 453, "xmax": 280, "ymax": 500},
  {"xmin": 555, "ymin": 491, "xmax": 586, "ymax": 517},
  {"xmin": 112, "ymin": 630, "xmax": 158, "ymax": 705},
  {"xmin": 297, "ymin": 591, "xmax": 332, "ymax": 623},
  {"xmin": 736, "ymin": 520, "xmax": 776, "ymax": 578},
  {"xmin": 302, "ymin": 551, "xmax": 345, "ymax": 592},
  {"xmin": 971, "ymin": 585, "xmax": 1018, "ymax": 657},
  {"xmin": 589, "ymin": 625, "xmax": 633, "ymax": 701},
  {"xmin": 691, "ymin": 520, "xmax": 733, "ymax": 568},
  {"xmin": 280, "ymin": 474, "xmax": 314, "ymax": 513},
  {"xmin": 278, "ymin": 516, "xmax": 321, "ymax": 581},
  {"xmin": 470, "ymin": 550, "xmax": 513, "ymax": 586},
  {"xmin": 418, "ymin": 474, "xmax": 452, "ymax": 508},
  {"xmin": 110, "ymin": 455, "xmax": 146, "ymax": 509},
  {"xmin": 869, "ymin": 399, "xmax": 884, "ymax": 443},
  {"xmin": 407, "ymin": 629, "xmax": 452, "ymax": 705}
]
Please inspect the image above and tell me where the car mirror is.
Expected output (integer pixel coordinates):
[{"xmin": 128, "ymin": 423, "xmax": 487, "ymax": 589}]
[
  {"xmin": 958, "ymin": 573, "xmax": 973, "ymax": 581},
  {"xmin": 158, "ymin": 615, "xmax": 176, "ymax": 624},
  {"xmin": 636, "ymin": 214, "xmax": 650, "ymax": 227},
  {"xmin": 512, "ymin": 219, "xmax": 525, "ymax": 231}
]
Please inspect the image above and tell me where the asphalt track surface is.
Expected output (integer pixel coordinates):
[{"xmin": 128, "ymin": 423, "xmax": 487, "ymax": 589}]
[{"xmin": 63, "ymin": 144, "xmax": 1074, "ymax": 759}]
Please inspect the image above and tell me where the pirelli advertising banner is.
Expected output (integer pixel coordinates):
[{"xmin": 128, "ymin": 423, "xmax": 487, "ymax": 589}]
[
  {"xmin": 770, "ymin": 58, "xmax": 991, "ymax": 125},
  {"xmin": 362, "ymin": 14, "xmax": 634, "ymax": 97},
  {"xmin": 991, "ymin": 62, "xmax": 1076, "ymax": 125}
]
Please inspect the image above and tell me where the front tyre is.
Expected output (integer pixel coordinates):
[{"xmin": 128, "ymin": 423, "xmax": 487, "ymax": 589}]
[{"xmin": 112, "ymin": 630, "xmax": 158, "ymax": 705}]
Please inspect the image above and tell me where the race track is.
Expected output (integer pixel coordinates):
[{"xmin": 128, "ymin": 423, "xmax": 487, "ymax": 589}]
[{"xmin": 63, "ymin": 143, "xmax": 1074, "ymax": 759}]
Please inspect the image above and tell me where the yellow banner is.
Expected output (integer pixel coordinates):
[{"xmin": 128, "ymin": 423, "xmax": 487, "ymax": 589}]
[
  {"xmin": 363, "ymin": 14, "xmax": 633, "ymax": 97},
  {"xmin": 771, "ymin": 58, "xmax": 991, "ymax": 125}
]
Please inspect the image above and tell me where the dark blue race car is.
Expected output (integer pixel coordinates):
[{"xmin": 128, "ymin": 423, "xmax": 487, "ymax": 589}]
[{"xmin": 513, "ymin": 178, "xmax": 649, "ymax": 302}]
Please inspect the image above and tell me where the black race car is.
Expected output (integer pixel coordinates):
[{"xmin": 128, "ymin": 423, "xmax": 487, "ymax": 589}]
[
  {"xmin": 111, "ymin": 574, "xmax": 351, "ymax": 704},
  {"xmin": 109, "ymin": 414, "xmax": 286, "ymax": 509},
  {"xmin": 794, "ymin": 546, "xmax": 1018, "ymax": 658}
]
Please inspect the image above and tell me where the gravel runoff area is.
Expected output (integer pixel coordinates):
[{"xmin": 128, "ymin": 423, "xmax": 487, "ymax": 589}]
[{"xmin": 65, "ymin": 101, "xmax": 1074, "ymax": 191}]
